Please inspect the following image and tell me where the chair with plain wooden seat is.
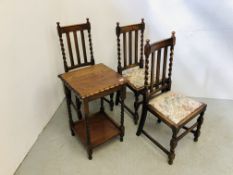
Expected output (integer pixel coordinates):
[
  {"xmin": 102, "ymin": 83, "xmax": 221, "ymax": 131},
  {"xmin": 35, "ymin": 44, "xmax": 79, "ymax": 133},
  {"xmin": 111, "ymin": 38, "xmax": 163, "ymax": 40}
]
[
  {"xmin": 136, "ymin": 32, "xmax": 207, "ymax": 165},
  {"xmin": 56, "ymin": 18, "xmax": 114, "ymax": 128},
  {"xmin": 115, "ymin": 19, "xmax": 145, "ymax": 124}
]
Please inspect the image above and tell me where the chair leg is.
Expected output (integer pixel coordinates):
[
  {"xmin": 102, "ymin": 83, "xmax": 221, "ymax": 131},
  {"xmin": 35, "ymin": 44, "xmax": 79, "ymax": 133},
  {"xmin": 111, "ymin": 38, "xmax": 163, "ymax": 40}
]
[
  {"xmin": 115, "ymin": 90, "xmax": 120, "ymax": 105},
  {"xmin": 88, "ymin": 148, "xmax": 93, "ymax": 160},
  {"xmin": 100, "ymin": 98, "xmax": 105, "ymax": 112},
  {"xmin": 120, "ymin": 87, "xmax": 125, "ymax": 142},
  {"xmin": 109, "ymin": 93, "xmax": 114, "ymax": 111},
  {"xmin": 168, "ymin": 128, "xmax": 179, "ymax": 165},
  {"xmin": 75, "ymin": 97, "xmax": 82, "ymax": 120},
  {"xmin": 136, "ymin": 105, "xmax": 147, "ymax": 136},
  {"xmin": 134, "ymin": 92, "xmax": 140, "ymax": 125},
  {"xmin": 194, "ymin": 111, "xmax": 204, "ymax": 142}
]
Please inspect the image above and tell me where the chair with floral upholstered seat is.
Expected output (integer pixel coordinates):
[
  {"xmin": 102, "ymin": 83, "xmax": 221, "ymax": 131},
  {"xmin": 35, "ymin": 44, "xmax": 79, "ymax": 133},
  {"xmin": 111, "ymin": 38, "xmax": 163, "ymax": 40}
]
[
  {"xmin": 115, "ymin": 19, "xmax": 146, "ymax": 124},
  {"xmin": 136, "ymin": 32, "xmax": 207, "ymax": 165}
]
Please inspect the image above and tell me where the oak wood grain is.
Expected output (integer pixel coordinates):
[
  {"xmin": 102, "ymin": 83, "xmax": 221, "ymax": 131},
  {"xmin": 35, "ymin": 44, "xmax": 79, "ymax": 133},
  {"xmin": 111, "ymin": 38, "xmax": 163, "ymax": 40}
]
[{"xmin": 59, "ymin": 64, "xmax": 126, "ymax": 99}]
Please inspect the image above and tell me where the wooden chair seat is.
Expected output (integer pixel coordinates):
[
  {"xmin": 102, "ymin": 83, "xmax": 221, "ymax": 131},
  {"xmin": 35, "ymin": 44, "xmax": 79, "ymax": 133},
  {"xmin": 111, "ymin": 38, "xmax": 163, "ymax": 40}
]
[{"xmin": 148, "ymin": 91, "xmax": 206, "ymax": 126}]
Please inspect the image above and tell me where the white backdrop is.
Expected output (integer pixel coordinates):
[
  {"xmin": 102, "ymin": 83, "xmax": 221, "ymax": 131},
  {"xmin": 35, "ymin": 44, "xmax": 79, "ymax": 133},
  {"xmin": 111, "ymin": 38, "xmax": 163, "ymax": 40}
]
[
  {"xmin": 1, "ymin": 0, "xmax": 233, "ymax": 174},
  {"xmin": 60, "ymin": 0, "xmax": 233, "ymax": 100},
  {"xmin": 0, "ymin": 1, "xmax": 63, "ymax": 175}
]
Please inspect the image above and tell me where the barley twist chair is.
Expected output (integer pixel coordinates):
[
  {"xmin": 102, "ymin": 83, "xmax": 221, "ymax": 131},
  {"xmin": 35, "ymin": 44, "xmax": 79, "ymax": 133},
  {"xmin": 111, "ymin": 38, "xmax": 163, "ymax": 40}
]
[
  {"xmin": 136, "ymin": 32, "xmax": 207, "ymax": 165},
  {"xmin": 56, "ymin": 19, "xmax": 114, "ymax": 129},
  {"xmin": 115, "ymin": 19, "xmax": 145, "ymax": 124}
]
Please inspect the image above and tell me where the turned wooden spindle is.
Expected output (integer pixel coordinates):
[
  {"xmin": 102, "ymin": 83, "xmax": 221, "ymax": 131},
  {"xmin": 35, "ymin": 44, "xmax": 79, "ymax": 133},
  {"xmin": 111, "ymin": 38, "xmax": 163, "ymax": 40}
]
[
  {"xmin": 116, "ymin": 22, "xmax": 122, "ymax": 74},
  {"xmin": 57, "ymin": 22, "xmax": 68, "ymax": 72},
  {"xmin": 144, "ymin": 39, "xmax": 151, "ymax": 93},
  {"xmin": 139, "ymin": 18, "xmax": 145, "ymax": 68},
  {"xmin": 168, "ymin": 31, "xmax": 176, "ymax": 89},
  {"xmin": 87, "ymin": 18, "xmax": 95, "ymax": 65},
  {"xmin": 168, "ymin": 128, "xmax": 179, "ymax": 165},
  {"xmin": 194, "ymin": 111, "xmax": 204, "ymax": 142}
]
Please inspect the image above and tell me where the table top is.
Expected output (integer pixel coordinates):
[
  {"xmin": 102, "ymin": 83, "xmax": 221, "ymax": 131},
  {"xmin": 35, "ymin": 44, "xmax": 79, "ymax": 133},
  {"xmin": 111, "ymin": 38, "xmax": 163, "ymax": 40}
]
[{"xmin": 59, "ymin": 63, "xmax": 126, "ymax": 99}]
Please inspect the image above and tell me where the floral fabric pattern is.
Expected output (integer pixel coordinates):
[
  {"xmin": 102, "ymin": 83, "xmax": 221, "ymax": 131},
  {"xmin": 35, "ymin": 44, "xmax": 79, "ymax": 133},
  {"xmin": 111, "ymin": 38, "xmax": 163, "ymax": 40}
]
[
  {"xmin": 122, "ymin": 66, "xmax": 149, "ymax": 89},
  {"xmin": 149, "ymin": 91, "xmax": 203, "ymax": 124}
]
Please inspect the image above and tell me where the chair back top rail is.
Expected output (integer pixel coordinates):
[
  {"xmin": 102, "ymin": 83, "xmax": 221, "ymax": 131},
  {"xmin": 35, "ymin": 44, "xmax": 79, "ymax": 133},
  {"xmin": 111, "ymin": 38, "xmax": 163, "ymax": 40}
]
[
  {"xmin": 117, "ymin": 22, "xmax": 145, "ymax": 33},
  {"xmin": 150, "ymin": 38, "xmax": 175, "ymax": 52},
  {"xmin": 58, "ymin": 23, "xmax": 90, "ymax": 33}
]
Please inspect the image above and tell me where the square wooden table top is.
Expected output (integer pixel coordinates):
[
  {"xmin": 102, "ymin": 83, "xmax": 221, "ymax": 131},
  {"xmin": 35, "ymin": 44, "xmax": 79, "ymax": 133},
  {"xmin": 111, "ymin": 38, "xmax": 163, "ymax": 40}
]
[{"xmin": 59, "ymin": 63, "xmax": 126, "ymax": 99}]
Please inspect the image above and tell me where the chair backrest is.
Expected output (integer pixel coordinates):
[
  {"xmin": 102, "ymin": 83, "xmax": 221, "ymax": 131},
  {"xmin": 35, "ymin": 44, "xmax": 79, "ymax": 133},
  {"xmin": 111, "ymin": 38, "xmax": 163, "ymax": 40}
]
[
  {"xmin": 116, "ymin": 19, "xmax": 145, "ymax": 74},
  {"xmin": 57, "ymin": 18, "xmax": 95, "ymax": 72},
  {"xmin": 144, "ymin": 32, "xmax": 176, "ymax": 100}
]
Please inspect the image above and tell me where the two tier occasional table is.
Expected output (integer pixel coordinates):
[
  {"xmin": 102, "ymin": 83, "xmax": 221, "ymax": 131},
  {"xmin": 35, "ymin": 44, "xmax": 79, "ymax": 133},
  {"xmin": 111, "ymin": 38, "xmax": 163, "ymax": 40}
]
[{"xmin": 58, "ymin": 63, "xmax": 127, "ymax": 159}]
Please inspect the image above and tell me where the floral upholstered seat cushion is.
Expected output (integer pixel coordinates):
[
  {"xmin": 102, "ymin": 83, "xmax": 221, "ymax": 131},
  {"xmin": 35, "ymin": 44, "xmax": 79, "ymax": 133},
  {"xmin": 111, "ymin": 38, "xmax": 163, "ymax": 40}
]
[
  {"xmin": 122, "ymin": 66, "xmax": 148, "ymax": 90},
  {"xmin": 149, "ymin": 91, "xmax": 203, "ymax": 124}
]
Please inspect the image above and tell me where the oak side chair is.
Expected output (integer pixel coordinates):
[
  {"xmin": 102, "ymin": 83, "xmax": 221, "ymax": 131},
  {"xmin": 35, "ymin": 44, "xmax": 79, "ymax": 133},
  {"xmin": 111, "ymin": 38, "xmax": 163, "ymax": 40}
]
[
  {"xmin": 57, "ymin": 18, "xmax": 114, "ymax": 123},
  {"xmin": 115, "ymin": 19, "xmax": 145, "ymax": 124},
  {"xmin": 136, "ymin": 32, "xmax": 207, "ymax": 165}
]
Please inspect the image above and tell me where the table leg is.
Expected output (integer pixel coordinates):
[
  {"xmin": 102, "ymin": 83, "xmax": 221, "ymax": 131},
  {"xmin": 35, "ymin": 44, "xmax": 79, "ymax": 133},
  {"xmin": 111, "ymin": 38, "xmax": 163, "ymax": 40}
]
[
  {"xmin": 64, "ymin": 85, "xmax": 74, "ymax": 136},
  {"xmin": 120, "ymin": 86, "xmax": 126, "ymax": 142},
  {"xmin": 83, "ymin": 101, "xmax": 92, "ymax": 160}
]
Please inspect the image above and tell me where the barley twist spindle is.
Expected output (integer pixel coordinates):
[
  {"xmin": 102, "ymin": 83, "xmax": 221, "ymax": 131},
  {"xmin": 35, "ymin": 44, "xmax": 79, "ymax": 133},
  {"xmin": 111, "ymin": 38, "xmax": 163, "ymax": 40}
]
[
  {"xmin": 140, "ymin": 18, "xmax": 145, "ymax": 68},
  {"xmin": 116, "ymin": 22, "xmax": 122, "ymax": 74},
  {"xmin": 87, "ymin": 18, "xmax": 95, "ymax": 65},
  {"xmin": 144, "ymin": 39, "xmax": 150, "ymax": 93},
  {"xmin": 57, "ymin": 22, "xmax": 68, "ymax": 72},
  {"xmin": 168, "ymin": 31, "xmax": 176, "ymax": 89}
]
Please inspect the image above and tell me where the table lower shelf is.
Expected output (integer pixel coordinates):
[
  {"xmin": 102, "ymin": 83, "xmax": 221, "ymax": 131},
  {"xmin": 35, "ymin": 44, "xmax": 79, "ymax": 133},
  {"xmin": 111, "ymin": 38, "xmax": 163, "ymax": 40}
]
[{"xmin": 72, "ymin": 111, "xmax": 121, "ymax": 148}]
